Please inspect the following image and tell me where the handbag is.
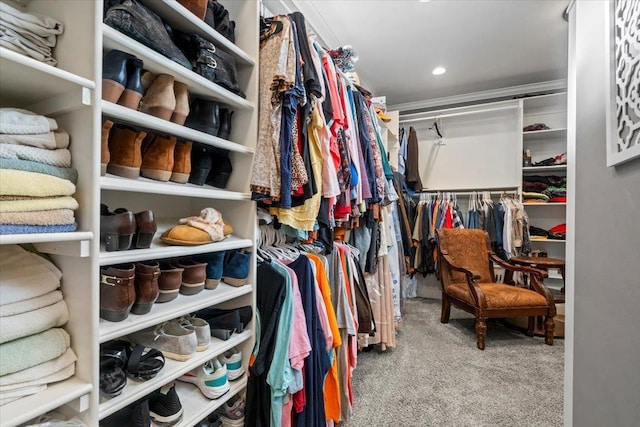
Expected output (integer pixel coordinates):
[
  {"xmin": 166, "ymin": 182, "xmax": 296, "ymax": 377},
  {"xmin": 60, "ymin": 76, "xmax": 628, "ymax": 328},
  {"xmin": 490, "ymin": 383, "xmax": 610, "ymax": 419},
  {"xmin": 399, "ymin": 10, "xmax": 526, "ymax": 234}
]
[{"xmin": 104, "ymin": 0, "xmax": 192, "ymax": 70}]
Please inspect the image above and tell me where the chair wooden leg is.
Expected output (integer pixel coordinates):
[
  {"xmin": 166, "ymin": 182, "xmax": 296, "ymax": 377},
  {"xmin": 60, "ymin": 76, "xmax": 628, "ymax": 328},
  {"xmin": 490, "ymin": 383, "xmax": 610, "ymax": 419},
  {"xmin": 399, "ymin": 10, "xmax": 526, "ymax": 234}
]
[
  {"xmin": 526, "ymin": 316, "xmax": 535, "ymax": 337},
  {"xmin": 476, "ymin": 318, "xmax": 487, "ymax": 350},
  {"xmin": 440, "ymin": 294, "xmax": 451, "ymax": 324},
  {"xmin": 544, "ymin": 316, "xmax": 555, "ymax": 345}
]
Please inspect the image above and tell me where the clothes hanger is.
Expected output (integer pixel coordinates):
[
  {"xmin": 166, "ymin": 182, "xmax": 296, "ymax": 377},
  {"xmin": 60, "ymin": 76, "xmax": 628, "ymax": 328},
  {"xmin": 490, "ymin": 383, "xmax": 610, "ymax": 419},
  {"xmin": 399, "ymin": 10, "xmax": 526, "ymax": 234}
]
[{"xmin": 260, "ymin": 15, "xmax": 283, "ymax": 35}]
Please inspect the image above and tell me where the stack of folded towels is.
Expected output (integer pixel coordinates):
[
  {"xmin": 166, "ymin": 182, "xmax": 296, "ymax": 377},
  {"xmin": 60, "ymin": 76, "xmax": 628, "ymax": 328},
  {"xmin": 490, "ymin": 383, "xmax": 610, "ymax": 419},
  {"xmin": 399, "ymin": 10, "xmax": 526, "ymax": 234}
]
[
  {"xmin": 0, "ymin": 2, "xmax": 63, "ymax": 66},
  {"xmin": 0, "ymin": 245, "xmax": 76, "ymax": 406},
  {"xmin": 522, "ymin": 175, "xmax": 567, "ymax": 204},
  {"xmin": 0, "ymin": 108, "xmax": 79, "ymax": 235}
]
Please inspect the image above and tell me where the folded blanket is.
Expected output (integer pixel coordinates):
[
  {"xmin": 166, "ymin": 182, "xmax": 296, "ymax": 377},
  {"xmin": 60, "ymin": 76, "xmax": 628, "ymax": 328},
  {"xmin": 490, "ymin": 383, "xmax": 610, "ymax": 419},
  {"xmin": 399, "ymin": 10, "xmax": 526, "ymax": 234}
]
[
  {"xmin": 0, "ymin": 209, "xmax": 75, "ymax": 226},
  {"xmin": 0, "ymin": 348, "xmax": 75, "ymax": 387},
  {"xmin": 0, "ymin": 361, "xmax": 74, "ymax": 392},
  {"xmin": 0, "ymin": 158, "xmax": 76, "ymax": 183},
  {"xmin": 0, "ymin": 2, "xmax": 63, "ymax": 40},
  {"xmin": 0, "ymin": 328, "xmax": 69, "ymax": 376},
  {"xmin": 0, "ymin": 223, "xmax": 77, "ymax": 234},
  {"xmin": 0, "ymin": 299, "xmax": 69, "ymax": 344},
  {"xmin": 0, "ymin": 395, "xmax": 21, "ymax": 406},
  {"xmin": 0, "ymin": 290, "xmax": 62, "ymax": 317},
  {"xmin": 0, "ymin": 196, "xmax": 78, "ymax": 213},
  {"xmin": 0, "ymin": 384, "xmax": 46, "ymax": 400},
  {"xmin": 0, "ymin": 108, "xmax": 57, "ymax": 134},
  {"xmin": 0, "ymin": 144, "xmax": 70, "ymax": 167},
  {"xmin": 0, "ymin": 245, "xmax": 61, "ymax": 306},
  {"xmin": 0, "ymin": 130, "xmax": 69, "ymax": 149},
  {"xmin": 0, "ymin": 170, "xmax": 75, "ymax": 197},
  {"xmin": 0, "ymin": 26, "xmax": 54, "ymax": 65},
  {"xmin": 523, "ymin": 191, "xmax": 550, "ymax": 202}
]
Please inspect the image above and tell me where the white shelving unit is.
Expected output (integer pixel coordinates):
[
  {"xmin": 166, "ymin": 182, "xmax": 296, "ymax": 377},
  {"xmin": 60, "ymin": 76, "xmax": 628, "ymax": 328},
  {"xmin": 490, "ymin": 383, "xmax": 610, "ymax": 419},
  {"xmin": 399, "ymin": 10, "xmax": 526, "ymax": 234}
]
[{"xmin": 0, "ymin": 1, "xmax": 258, "ymax": 425}]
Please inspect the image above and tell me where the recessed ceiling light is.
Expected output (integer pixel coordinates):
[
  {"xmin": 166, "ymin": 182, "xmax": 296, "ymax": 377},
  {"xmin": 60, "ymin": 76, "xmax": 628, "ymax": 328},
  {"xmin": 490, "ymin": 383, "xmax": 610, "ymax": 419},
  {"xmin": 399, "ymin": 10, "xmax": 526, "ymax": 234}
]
[
  {"xmin": 418, "ymin": 0, "xmax": 432, "ymax": 3},
  {"xmin": 432, "ymin": 67, "xmax": 446, "ymax": 75}
]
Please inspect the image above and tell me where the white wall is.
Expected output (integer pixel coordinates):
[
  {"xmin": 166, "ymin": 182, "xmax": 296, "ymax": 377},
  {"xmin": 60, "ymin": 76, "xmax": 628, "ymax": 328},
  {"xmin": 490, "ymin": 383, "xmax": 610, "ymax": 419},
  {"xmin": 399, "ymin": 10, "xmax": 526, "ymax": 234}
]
[{"xmin": 569, "ymin": 2, "xmax": 640, "ymax": 426}]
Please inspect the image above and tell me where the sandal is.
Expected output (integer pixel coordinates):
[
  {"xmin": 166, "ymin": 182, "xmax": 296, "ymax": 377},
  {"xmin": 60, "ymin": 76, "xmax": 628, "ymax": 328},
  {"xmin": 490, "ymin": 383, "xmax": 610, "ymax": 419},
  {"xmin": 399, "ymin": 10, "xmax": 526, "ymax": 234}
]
[
  {"xmin": 126, "ymin": 344, "xmax": 165, "ymax": 380},
  {"xmin": 99, "ymin": 340, "xmax": 130, "ymax": 397}
]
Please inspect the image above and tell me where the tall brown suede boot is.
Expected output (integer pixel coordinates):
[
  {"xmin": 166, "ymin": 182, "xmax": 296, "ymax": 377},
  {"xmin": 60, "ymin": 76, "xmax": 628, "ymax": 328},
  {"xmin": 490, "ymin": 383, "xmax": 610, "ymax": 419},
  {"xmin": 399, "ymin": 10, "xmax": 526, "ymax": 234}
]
[
  {"xmin": 141, "ymin": 134, "xmax": 177, "ymax": 182},
  {"xmin": 107, "ymin": 126, "xmax": 146, "ymax": 179},
  {"xmin": 171, "ymin": 140, "xmax": 192, "ymax": 184},
  {"xmin": 171, "ymin": 82, "xmax": 190, "ymax": 126},
  {"xmin": 140, "ymin": 74, "xmax": 176, "ymax": 121},
  {"xmin": 101, "ymin": 120, "xmax": 114, "ymax": 176},
  {"xmin": 100, "ymin": 263, "xmax": 136, "ymax": 322}
]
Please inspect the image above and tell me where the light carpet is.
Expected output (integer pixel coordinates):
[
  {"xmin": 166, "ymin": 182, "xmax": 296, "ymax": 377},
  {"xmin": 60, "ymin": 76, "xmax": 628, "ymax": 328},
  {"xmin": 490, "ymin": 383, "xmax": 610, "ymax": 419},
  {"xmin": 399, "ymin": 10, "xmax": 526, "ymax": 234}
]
[{"xmin": 346, "ymin": 298, "xmax": 564, "ymax": 427}]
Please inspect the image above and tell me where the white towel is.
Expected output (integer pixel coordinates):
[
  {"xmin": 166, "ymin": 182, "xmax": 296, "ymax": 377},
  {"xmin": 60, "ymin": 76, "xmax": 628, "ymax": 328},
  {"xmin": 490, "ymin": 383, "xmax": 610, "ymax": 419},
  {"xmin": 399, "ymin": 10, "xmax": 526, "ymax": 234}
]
[
  {"xmin": 0, "ymin": 130, "xmax": 69, "ymax": 149},
  {"xmin": 0, "ymin": 24, "xmax": 51, "ymax": 56},
  {"xmin": 0, "ymin": 2, "xmax": 63, "ymax": 39},
  {"xmin": 0, "ymin": 299, "xmax": 69, "ymax": 344},
  {"xmin": 0, "ymin": 245, "xmax": 61, "ymax": 306},
  {"xmin": 0, "ymin": 109, "xmax": 57, "ymax": 135},
  {"xmin": 0, "ymin": 384, "xmax": 46, "ymax": 400},
  {"xmin": 0, "ymin": 395, "xmax": 21, "ymax": 406},
  {"xmin": 0, "ymin": 144, "xmax": 70, "ymax": 167},
  {"xmin": 0, "ymin": 290, "xmax": 62, "ymax": 317},
  {"xmin": 0, "ymin": 328, "xmax": 70, "ymax": 376},
  {"xmin": 0, "ymin": 348, "xmax": 75, "ymax": 387},
  {"xmin": 0, "ymin": 196, "xmax": 78, "ymax": 213},
  {"xmin": 0, "ymin": 361, "xmax": 74, "ymax": 392}
]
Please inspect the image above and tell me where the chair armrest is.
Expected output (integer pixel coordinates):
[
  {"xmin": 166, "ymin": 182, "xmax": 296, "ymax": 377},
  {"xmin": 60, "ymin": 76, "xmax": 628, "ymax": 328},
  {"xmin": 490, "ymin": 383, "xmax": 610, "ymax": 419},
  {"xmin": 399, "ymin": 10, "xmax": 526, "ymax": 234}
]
[
  {"xmin": 489, "ymin": 253, "xmax": 549, "ymax": 279},
  {"xmin": 440, "ymin": 253, "xmax": 487, "ymax": 309},
  {"xmin": 440, "ymin": 253, "xmax": 481, "ymax": 280}
]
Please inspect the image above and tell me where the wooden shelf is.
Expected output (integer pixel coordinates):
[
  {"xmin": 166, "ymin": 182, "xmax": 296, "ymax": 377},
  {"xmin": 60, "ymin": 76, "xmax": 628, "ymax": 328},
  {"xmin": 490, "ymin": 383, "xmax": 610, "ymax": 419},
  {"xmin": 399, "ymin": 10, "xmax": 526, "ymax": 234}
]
[
  {"xmin": 523, "ymin": 128, "xmax": 567, "ymax": 142},
  {"xmin": 137, "ymin": 0, "xmax": 255, "ymax": 66},
  {"xmin": 101, "ymin": 101, "xmax": 254, "ymax": 154},
  {"xmin": 523, "ymin": 165, "xmax": 567, "ymax": 173},
  {"xmin": 102, "ymin": 25, "xmax": 253, "ymax": 111},
  {"xmin": 101, "ymin": 174, "xmax": 250, "ymax": 201},
  {"xmin": 0, "ymin": 47, "xmax": 94, "ymax": 108},
  {"xmin": 98, "ymin": 330, "xmax": 251, "ymax": 420},
  {"xmin": 523, "ymin": 202, "xmax": 566, "ymax": 206},
  {"xmin": 0, "ymin": 378, "xmax": 92, "ymax": 427},
  {"xmin": 175, "ymin": 377, "xmax": 248, "ymax": 427},
  {"xmin": 99, "ymin": 283, "xmax": 253, "ymax": 343},
  {"xmin": 522, "ymin": 92, "xmax": 567, "ymax": 111}
]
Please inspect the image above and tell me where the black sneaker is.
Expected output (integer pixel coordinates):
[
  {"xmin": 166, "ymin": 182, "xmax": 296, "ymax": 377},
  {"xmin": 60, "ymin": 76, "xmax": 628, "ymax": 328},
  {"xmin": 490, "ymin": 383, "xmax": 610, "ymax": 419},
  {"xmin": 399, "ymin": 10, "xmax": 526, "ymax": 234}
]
[
  {"xmin": 148, "ymin": 382, "xmax": 183, "ymax": 426},
  {"xmin": 131, "ymin": 399, "xmax": 151, "ymax": 427}
]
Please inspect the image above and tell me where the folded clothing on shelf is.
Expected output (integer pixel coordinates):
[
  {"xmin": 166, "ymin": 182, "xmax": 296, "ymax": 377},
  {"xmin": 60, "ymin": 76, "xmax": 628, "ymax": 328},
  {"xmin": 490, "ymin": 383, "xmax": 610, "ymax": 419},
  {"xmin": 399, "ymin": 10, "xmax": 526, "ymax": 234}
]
[
  {"xmin": 0, "ymin": 209, "xmax": 75, "ymax": 226},
  {"xmin": 0, "ymin": 109, "xmax": 58, "ymax": 135},
  {"xmin": 523, "ymin": 123, "xmax": 550, "ymax": 132},
  {"xmin": 0, "ymin": 158, "xmax": 77, "ymax": 183},
  {"xmin": 0, "ymin": 348, "xmax": 76, "ymax": 388},
  {"xmin": 0, "ymin": 299, "xmax": 69, "ymax": 344},
  {"xmin": 0, "ymin": 129, "xmax": 69, "ymax": 149},
  {"xmin": 0, "ymin": 196, "xmax": 79, "ymax": 213},
  {"xmin": 0, "ymin": 290, "xmax": 62, "ymax": 317},
  {"xmin": 0, "ymin": 144, "xmax": 71, "ymax": 167},
  {"xmin": 522, "ymin": 192, "xmax": 550, "ymax": 202},
  {"xmin": 0, "ymin": 328, "xmax": 70, "ymax": 376},
  {"xmin": 523, "ymin": 175, "xmax": 566, "ymax": 187},
  {"xmin": 0, "ymin": 223, "xmax": 77, "ymax": 234},
  {"xmin": 0, "ymin": 245, "xmax": 61, "ymax": 306},
  {"xmin": 0, "ymin": 169, "xmax": 75, "ymax": 197}
]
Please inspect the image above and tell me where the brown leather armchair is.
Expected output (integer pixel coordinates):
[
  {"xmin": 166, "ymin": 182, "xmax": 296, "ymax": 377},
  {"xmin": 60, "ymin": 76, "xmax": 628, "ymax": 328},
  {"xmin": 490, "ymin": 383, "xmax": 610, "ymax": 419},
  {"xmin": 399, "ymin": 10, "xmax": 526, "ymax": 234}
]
[{"xmin": 436, "ymin": 229, "xmax": 556, "ymax": 350}]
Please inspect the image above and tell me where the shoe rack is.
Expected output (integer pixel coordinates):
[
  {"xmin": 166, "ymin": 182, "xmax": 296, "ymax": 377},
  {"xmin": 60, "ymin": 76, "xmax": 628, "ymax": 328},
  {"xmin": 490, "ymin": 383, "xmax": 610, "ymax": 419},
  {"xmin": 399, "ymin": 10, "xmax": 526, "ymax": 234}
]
[{"xmin": 0, "ymin": 1, "xmax": 258, "ymax": 426}]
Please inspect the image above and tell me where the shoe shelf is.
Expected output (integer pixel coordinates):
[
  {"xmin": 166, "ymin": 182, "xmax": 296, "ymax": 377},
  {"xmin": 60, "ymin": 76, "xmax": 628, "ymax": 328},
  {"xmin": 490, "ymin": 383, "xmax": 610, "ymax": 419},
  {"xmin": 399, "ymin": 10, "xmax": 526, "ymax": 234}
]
[
  {"xmin": 175, "ymin": 376, "xmax": 248, "ymax": 427},
  {"xmin": 137, "ymin": 0, "xmax": 255, "ymax": 66},
  {"xmin": 99, "ymin": 282, "xmax": 253, "ymax": 343},
  {"xmin": 522, "ymin": 165, "xmax": 567, "ymax": 173},
  {"xmin": 101, "ymin": 174, "xmax": 251, "ymax": 201},
  {"xmin": 0, "ymin": 47, "xmax": 94, "ymax": 108},
  {"xmin": 0, "ymin": 231, "xmax": 93, "ymax": 246},
  {"xmin": 101, "ymin": 101, "xmax": 254, "ymax": 154},
  {"xmin": 98, "ymin": 330, "xmax": 252, "ymax": 420},
  {"xmin": 0, "ymin": 377, "xmax": 92, "ymax": 427},
  {"xmin": 523, "ymin": 128, "xmax": 567, "ymax": 142},
  {"xmin": 102, "ymin": 25, "xmax": 253, "ymax": 111}
]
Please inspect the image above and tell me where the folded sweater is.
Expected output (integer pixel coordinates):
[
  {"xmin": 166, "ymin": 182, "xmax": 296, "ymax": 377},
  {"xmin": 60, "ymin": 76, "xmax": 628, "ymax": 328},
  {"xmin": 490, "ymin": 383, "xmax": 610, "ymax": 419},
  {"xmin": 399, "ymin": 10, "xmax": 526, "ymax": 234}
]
[
  {"xmin": 0, "ymin": 158, "xmax": 77, "ymax": 183},
  {"xmin": 0, "ymin": 328, "xmax": 70, "ymax": 376},
  {"xmin": 0, "ymin": 196, "xmax": 78, "ymax": 213},
  {"xmin": 0, "ymin": 108, "xmax": 57, "ymax": 134},
  {"xmin": 0, "ymin": 209, "xmax": 75, "ymax": 225},
  {"xmin": 0, "ymin": 144, "xmax": 70, "ymax": 167},
  {"xmin": 0, "ymin": 299, "xmax": 69, "ymax": 344},
  {"xmin": 0, "ymin": 245, "xmax": 61, "ymax": 306},
  {"xmin": 0, "ymin": 130, "xmax": 69, "ymax": 149},
  {"xmin": 0, "ymin": 290, "xmax": 62, "ymax": 317},
  {"xmin": 0, "ymin": 223, "xmax": 77, "ymax": 234},
  {"xmin": 0, "ymin": 348, "xmax": 76, "ymax": 387},
  {"xmin": 0, "ymin": 169, "xmax": 75, "ymax": 197}
]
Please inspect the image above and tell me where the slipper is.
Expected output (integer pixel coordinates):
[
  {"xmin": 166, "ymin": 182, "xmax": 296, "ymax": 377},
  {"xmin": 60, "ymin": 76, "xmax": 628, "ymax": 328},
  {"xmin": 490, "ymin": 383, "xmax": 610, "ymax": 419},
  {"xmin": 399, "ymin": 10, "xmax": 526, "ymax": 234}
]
[{"xmin": 161, "ymin": 208, "xmax": 233, "ymax": 246}]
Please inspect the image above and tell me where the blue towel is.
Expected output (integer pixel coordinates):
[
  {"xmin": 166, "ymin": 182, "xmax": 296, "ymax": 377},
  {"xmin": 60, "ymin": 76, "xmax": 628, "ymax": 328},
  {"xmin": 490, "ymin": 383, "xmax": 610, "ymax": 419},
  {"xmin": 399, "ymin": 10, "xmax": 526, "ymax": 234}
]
[
  {"xmin": 0, "ymin": 223, "xmax": 77, "ymax": 234},
  {"xmin": 0, "ymin": 158, "xmax": 77, "ymax": 183}
]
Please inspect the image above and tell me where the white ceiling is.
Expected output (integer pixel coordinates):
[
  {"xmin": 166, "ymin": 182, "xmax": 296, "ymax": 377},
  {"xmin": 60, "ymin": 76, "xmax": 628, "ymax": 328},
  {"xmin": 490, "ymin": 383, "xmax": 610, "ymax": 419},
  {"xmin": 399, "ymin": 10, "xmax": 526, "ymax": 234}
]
[{"xmin": 267, "ymin": 0, "xmax": 569, "ymax": 108}]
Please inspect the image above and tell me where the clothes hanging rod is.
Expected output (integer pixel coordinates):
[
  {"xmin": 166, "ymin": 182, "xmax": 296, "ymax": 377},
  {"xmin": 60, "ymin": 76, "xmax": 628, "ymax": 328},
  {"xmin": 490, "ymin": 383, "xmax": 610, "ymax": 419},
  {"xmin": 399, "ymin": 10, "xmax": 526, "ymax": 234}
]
[
  {"xmin": 416, "ymin": 187, "xmax": 519, "ymax": 195},
  {"xmin": 399, "ymin": 105, "xmax": 520, "ymax": 124}
]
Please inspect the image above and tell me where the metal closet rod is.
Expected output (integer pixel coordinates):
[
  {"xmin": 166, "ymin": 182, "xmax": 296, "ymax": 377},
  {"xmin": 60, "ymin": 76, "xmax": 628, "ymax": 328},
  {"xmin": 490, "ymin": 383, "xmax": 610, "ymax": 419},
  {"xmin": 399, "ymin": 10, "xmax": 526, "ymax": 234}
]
[
  {"xmin": 416, "ymin": 188, "xmax": 519, "ymax": 196},
  {"xmin": 399, "ymin": 104, "xmax": 520, "ymax": 124}
]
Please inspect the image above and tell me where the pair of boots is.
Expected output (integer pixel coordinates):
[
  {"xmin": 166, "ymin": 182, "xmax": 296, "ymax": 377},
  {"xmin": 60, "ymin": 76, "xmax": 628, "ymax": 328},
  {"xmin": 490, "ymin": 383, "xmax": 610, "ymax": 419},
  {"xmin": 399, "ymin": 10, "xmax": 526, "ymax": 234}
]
[
  {"xmin": 140, "ymin": 72, "xmax": 190, "ymax": 125},
  {"xmin": 193, "ymin": 249, "xmax": 251, "ymax": 289},
  {"xmin": 189, "ymin": 143, "xmax": 232, "ymax": 189},
  {"xmin": 100, "ymin": 261, "xmax": 160, "ymax": 321},
  {"xmin": 176, "ymin": 0, "xmax": 235, "ymax": 43},
  {"xmin": 185, "ymin": 98, "xmax": 234, "ymax": 140},
  {"xmin": 102, "ymin": 121, "xmax": 192, "ymax": 183},
  {"xmin": 100, "ymin": 204, "xmax": 157, "ymax": 252}
]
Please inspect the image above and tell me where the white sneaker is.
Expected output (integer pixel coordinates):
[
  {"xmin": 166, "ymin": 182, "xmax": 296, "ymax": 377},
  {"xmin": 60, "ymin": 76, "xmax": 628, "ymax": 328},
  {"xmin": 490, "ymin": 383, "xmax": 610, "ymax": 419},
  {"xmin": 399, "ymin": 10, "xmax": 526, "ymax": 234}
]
[
  {"xmin": 215, "ymin": 395, "xmax": 245, "ymax": 426},
  {"xmin": 178, "ymin": 358, "xmax": 229, "ymax": 399},
  {"xmin": 219, "ymin": 348, "xmax": 244, "ymax": 380}
]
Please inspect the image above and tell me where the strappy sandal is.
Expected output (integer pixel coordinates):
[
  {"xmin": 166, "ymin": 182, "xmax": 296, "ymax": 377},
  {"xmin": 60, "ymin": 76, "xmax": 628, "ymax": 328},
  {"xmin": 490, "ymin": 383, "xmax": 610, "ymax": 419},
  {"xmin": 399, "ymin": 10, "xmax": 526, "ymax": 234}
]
[
  {"xmin": 126, "ymin": 344, "xmax": 165, "ymax": 380},
  {"xmin": 99, "ymin": 340, "xmax": 130, "ymax": 397}
]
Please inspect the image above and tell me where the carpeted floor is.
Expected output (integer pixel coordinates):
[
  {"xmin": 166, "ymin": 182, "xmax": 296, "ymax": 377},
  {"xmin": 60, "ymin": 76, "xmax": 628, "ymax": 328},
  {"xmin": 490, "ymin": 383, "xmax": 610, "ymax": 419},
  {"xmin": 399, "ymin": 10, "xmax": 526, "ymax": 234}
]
[{"xmin": 346, "ymin": 298, "xmax": 564, "ymax": 427}]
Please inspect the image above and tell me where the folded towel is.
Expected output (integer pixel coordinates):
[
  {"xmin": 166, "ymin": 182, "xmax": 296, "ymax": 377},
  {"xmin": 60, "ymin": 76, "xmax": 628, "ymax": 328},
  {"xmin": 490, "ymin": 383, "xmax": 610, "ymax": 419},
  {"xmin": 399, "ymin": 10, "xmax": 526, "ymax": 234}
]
[
  {"xmin": 0, "ymin": 130, "xmax": 69, "ymax": 149},
  {"xmin": 0, "ymin": 290, "xmax": 62, "ymax": 317},
  {"xmin": 0, "ymin": 361, "xmax": 74, "ymax": 392},
  {"xmin": 0, "ymin": 328, "xmax": 69, "ymax": 376},
  {"xmin": 0, "ymin": 144, "xmax": 70, "ymax": 167},
  {"xmin": 0, "ymin": 108, "xmax": 57, "ymax": 134},
  {"xmin": 0, "ymin": 384, "xmax": 47, "ymax": 400},
  {"xmin": 0, "ymin": 245, "xmax": 61, "ymax": 306},
  {"xmin": 0, "ymin": 223, "xmax": 77, "ymax": 234},
  {"xmin": 0, "ymin": 209, "xmax": 75, "ymax": 226},
  {"xmin": 0, "ymin": 25, "xmax": 54, "ymax": 65},
  {"xmin": 0, "ymin": 196, "xmax": 78, "ymax": 213},
  {"xmin": 0, "ymin": 299, "xmax": 69, "ymax": 344},
  {"xmin": 0, "ymin": 395, "xmax": 21, "ymax": 406},
  {"xmin": 0, "ymin": 170, "xmax": 75, "ymax": 197},
  {"xmin": 0, "ymin": 2, "xmax": 63, "ymax": 39},
  {"xmin": 0, "ymin": 17, "xmax": 56, "ymax": 49},
  {"xmin": 0, "ymin": 158, "xmax": 76, "ymax": 183},
  {"xmin": 0, "ymin": 348, "xmax": 75, "ymax": 387}
]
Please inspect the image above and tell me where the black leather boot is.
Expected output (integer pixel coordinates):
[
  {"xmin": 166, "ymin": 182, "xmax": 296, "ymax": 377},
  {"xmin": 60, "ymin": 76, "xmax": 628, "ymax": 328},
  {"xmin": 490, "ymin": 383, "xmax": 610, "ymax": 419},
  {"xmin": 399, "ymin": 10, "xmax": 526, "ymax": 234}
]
[
  {"xmin": 188, "ymin": 143, "xmax": 213, "ymax": 186},
  {"xmin": 185, "ymin": 98, "xmax": 220, "ymax": 136},
  {"xmin": 117, "ymin": 57, "xmax": 144, "ymax": 110},
  {"xmin": 217, "ymin": 108, "xmax": 233, "ymax": 140},
  {"xmin": 204, "ymin": 0, "xmax": 235, "ymax": 43},
  {"xmin": 102, "ymin": 49, "xmax": 134, "ymax": 103},
  {"xmin": 206, "ymin": 148, "xmax": 232, "ymax": 189}
]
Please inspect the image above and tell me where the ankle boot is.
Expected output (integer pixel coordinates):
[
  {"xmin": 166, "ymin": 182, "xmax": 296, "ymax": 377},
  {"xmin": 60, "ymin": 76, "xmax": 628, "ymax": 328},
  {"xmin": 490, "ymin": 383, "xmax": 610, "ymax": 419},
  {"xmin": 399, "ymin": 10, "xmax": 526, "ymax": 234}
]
[
  {"xmin": 107, "ymin": 126, "xmax": 146, "ymax": 179},
  {"xmin": 185, "ymin": 98, "xmax": 220, "ymax": 136},
  {"xmin": 140, "ymin": 74, "xmax": 176, "ymax": 121},
  {"xmin": 131, "ymin": 261, "xmax": 160, "ymax": 315},
  {"xmin": 157, "ymin": 261, "xmax": 184, "ymax": 303},
  {"xmin": 206, "ymin": 148, "xmax": 232, "ymax": 189},
  {"xmin": 101, "ymin": 120, "xmax": 114, "ymax": 176},
  {"xmin": 193, "ymin": 251, "xmax": 225, "ymax": 289},
  {"xmin": 188, "ymin": 142, "xmax": 213, "ymax": 186},
  {"xmin": 171, "ymin": 257, "xmax": 207, "ymax": 295},
  {"xmin": 177, "ymin": 0, "xmax": 207, "ymax": 20},
  {"xmin": 141, "ymin": 134, "xmax": 177, "ymax": 182},
  {"xmin": 117, "ymin": 57, "xmax": 144, "ymax": 110},
  {"xmin": 222, "ymin": 249, "xmax": 250, "ymax": 286},
  {"xmin": 171, "ymin": 140, "xmax": 192, "ymax": 184},
  {"xmin": 171, "ymin": 82, "xmax": 190, "ymax": 126},
  {"xmin": 141, "ymin": 70, "xmax": 157, "ymax": 93},
  {"xmin": 115, "ymin": 208, "xmax": 157, "ymax": 249},
  {"xmin": 217, "ymin": 108, "xmax": 233, "ymax": 140},
  {"xmin": 100, "ymin": 263, "xmax": 136, "ymax": 322},
  {"xmin": 102, "ymin": 50, "xmax": 133, "ymax": 103},
  {"xmin": 101, "ymin": 204, "xmax": 136, "ymax": 252}
]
